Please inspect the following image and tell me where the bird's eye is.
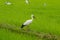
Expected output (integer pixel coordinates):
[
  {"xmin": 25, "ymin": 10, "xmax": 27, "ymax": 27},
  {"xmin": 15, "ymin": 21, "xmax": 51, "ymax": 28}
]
[{"xmin": 33, "ymin": 16, "xmax": 35, "ymax": 18}]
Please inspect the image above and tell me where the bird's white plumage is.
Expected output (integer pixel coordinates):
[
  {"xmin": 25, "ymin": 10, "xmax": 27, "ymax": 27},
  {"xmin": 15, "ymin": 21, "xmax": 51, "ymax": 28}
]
[
  {"xmin": 25, "ymin": 0, "xmax": 29, "ymax": 4},
  {"xmin": 5, "ymin": 2, "xmax": 12, "ymax": 5},
  {"xmin": 23, "ymin": 19, "xmax": 32, "ymax": 25}
]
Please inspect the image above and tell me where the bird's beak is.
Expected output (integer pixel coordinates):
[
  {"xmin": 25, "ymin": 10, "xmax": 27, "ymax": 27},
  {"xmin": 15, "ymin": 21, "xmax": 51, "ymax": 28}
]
[{"xmin": 33, "ymin": 16, "xmax": 35, "ymax": 18}]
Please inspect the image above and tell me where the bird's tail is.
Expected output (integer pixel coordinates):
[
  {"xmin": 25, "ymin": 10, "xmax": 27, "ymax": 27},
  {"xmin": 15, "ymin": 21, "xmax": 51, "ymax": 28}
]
[{"xmin": 21, "ymin": 24, "xmax": 25, "ymax": 28}]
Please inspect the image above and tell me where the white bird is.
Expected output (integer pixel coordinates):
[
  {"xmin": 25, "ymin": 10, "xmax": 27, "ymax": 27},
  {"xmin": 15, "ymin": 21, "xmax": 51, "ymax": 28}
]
[
  {"xmin": 21, "ymin": 14, "xmax": 35, "ymax": 29},
  {"xmin": 43, "ymin": 3, "xmax": 46, "ymax": 7},
  {"xmin": 25, "ymin": 0, "xmax": 29, "ymax": 4},
  {"xmin": 5, "ymin": 2, "xmax": 12, "ymax": 5}
]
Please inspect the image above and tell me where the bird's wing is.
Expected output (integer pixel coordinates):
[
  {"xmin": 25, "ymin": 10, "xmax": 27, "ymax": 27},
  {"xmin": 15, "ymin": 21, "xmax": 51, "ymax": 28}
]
[{"xmin": 23, "ymin": 20, "xmax": 32, "ymax": 25}]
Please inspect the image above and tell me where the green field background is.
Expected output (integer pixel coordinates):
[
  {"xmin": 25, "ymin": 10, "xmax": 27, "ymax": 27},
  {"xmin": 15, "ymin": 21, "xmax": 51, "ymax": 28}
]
[{"xmin": 0, "ymin": 0, "xmax": 60, "ymax": 40}]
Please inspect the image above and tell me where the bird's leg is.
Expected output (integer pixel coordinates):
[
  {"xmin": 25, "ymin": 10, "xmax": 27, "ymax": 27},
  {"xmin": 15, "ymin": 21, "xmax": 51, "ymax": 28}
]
[{"xmin": 26, "ymin": 26, "xmax": 31, "ymax": 31}]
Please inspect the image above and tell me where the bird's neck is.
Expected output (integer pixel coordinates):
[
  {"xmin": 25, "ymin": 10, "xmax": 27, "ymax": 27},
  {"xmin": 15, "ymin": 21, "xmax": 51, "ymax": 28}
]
[{"xmin": 31, "ymin": 17, "xmax": 33, "ymax": 20}]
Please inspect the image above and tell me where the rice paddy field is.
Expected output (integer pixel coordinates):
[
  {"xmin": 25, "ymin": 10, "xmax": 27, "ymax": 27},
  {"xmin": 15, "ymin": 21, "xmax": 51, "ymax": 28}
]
[{"xmin": 0, "ymin": 0, "xmax": 60, "ymax": 40}]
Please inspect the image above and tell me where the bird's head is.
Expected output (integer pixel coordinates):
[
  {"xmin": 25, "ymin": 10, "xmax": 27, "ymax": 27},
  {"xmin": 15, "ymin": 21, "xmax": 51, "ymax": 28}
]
[{"xmin": 31, "ymin": 14, "xmax": 35, "ymax": 19}]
